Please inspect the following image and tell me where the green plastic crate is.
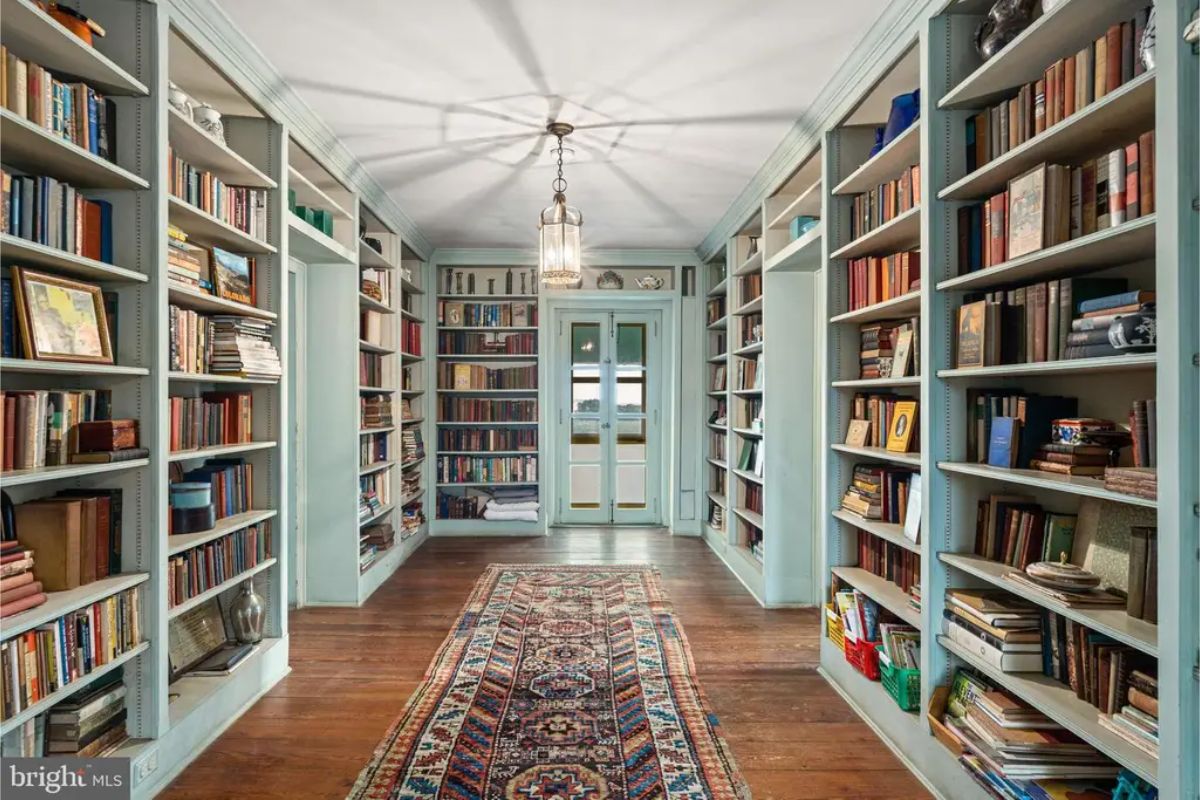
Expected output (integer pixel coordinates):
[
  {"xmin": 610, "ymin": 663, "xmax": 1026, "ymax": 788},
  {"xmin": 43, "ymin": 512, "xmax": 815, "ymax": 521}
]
[{"xmin": 876, "ymin": 645, "xmax": 920, "ymax": 711}]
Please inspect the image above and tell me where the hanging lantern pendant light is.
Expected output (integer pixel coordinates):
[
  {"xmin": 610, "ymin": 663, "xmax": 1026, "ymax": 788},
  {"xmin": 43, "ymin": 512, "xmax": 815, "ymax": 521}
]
[{"xmin": 539, "ymin": 122, "xmax": 583, "ymax": 286}]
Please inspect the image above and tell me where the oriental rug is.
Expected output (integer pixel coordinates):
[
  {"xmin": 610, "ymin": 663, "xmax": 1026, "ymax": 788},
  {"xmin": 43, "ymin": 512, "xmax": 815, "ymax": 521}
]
[{"xmin": 348, "ymin": 564, "xmax": 749, "ymax": 800}]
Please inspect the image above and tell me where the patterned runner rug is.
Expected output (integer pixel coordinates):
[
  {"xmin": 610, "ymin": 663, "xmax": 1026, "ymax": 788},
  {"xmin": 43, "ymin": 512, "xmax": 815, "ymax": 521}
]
[{"xmin": 349, "ymin": 564, "xmax": 748, "ymax": 799}]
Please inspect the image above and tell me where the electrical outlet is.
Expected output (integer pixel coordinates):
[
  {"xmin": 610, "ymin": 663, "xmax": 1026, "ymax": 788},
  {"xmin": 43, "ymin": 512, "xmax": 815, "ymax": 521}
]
[{"xmin": 135, "ymin": 749, "xmax": 158, "ymax": 783}]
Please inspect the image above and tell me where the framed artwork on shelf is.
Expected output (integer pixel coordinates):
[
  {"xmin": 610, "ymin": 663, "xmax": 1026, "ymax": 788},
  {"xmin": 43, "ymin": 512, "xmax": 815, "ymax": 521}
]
[
  {"xmin": 212, "ymin": 246, "xmax": 255, "ymax": 305},
  {"xmin": 11, "ymin": 267, "xmax": 114, "ymax": 364}
]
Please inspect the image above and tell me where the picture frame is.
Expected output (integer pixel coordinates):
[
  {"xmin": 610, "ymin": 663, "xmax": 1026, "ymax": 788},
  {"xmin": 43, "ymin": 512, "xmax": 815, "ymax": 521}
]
[
  {"xmin": 10, "ymin": 267, "xmax": 113, "ymax": 364},
  {"xmin": 886, "ymin": 400, "xmax": 918, "ymax": 453},
  {"xmin": 956, "ymin": 300, "xmax": 987, "ymax": 369},
  {"xmin": 1007, "ymin": 163, "xmax": 1047, "ymax": 260},
  {"xmin": 167, "ymin": 598, "xmax": 229, "ymax": 680},
  {"xmin": 211, "ymin": 246, "xmax": 255, "ymax": 306}
]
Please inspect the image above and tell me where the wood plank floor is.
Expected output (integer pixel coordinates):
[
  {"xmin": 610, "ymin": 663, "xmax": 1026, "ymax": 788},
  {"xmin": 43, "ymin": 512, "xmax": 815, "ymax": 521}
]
[{"xmin": 162, "ymin": 529, "xmax": 931, "ymax": 799}]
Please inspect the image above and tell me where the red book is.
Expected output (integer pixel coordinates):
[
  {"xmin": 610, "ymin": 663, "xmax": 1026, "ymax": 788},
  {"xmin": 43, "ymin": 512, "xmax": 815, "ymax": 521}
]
[
  {"xmin": 1063, "ymin": 55, "xmax": 1076, "ymax": 118},
  {"xmin": 982, "ymin": 198, "xmax": 993, "ymax": 269},
  {"xmin": 0, "ymin": 579, "xmax": 43, "ymax": 604},
  {"xmin": 0, "ymin": 571, "xmax": 34, "ymax": 593},
  {"xmin": 1044, "ymin": 67, "xmax": 1057, "ymax": 127},
  {"xmin": 1139, "ymin": 131, "xmax": 1155, "ymax": 215},
  {"xmin": 1105, "ymin": 24, "xmax": 1122, "ymax": 94},
  {"xmin": 989, "ymin": 191, "xmax": 1008, "ymax": 265},
  {"xmin": 1125, "ymin": 142, "xmax": 1140, "ymax": 220},
  {"xmin": 1, "ymin": 592, "xmax": 47, "ymax": 619},
  {"xmin": 0, "ymin": 549, "xmax": 32, "ymax": 565}
]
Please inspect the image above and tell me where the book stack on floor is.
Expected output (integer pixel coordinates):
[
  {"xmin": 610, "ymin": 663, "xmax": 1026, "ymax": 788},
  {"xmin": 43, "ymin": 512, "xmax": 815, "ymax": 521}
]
[
  {"xmin": 0, "ymin": 585, "xmax": 140, "ymax": 723},
  {"xmin": 941, "ymin": 669, "xmax": 1121, "ymax": 797},
  {"xmin": 858, "ymin": 319, "xmax": 918, "ymax": 379},
  {"xmin": 847, "ymin": 251, "xmax": 920, "ymax": 311},
  {"xmin": 1, "ymin": 170, "xmax": 114, "ymax": 261},
  {"xmin": 943, "ymin": 589, "xmax": 1043, "ymax": 671},
  {"xmin": 0, "ymin": 539, "xmax": 43, "ymax": 618},
  {"xmin": 43, "ymin": 671, "xmax": 130, "ymax": 758},
  {"xmin": 359, "ymin": 522, "xmax": 394, "ymax": 572},
  {"xmin": 1100, "ymin": 670, "xmax": 1159, "ymax": 758},
  {"xmin": 957, "ymin": 133, "xmax": 1155, "ymax": 276}
]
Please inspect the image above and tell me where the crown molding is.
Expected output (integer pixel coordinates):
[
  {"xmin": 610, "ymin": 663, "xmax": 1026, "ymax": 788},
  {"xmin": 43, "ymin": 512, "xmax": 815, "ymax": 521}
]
[
  {"xmin": 167, "ymin": 0, "xmax": 433, "ymax": 259},
  {"xmin": 431, "ymin": 248, "xmax": 700, "ymax": 267},
  {"xmin": 695, "ymin": 0, "xmax": 943, "ymax": 261}
]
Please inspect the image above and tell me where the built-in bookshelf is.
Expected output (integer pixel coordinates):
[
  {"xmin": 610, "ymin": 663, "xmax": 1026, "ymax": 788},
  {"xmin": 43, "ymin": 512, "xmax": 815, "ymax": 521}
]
[
  {"xmin": 703, "ymin": 250, "xmax": 729, "ymax": 552},
  {"xmin": 432, "ymin": 264, "xmax": 541, "ymax": 533}
]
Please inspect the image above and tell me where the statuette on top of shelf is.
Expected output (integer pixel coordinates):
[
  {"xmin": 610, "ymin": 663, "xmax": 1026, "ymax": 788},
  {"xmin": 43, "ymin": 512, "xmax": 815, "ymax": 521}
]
[
  {"xmin": 168, "ymin": 82, "xmax": 195, "ymax": 117},
  {"xmin": 974, "ymin": 0, "xmax": 1040, "ymax": 61},
  {"xmin": 597, "ymin": 270, "xmax": 623, "ymax": 290},
  {"xmin": 191, "ymin": 104, "xmax": 226, "ymax": 145},
  {"xmin": 635, "ymin": 275, "xmax": 664, "ymax": 290}
]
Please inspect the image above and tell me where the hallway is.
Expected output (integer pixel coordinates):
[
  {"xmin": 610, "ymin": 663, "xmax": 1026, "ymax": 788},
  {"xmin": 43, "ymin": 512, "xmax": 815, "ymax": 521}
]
[{"xmin": 162, "ymin": 529, "xmax": 930, "ymax": 799}]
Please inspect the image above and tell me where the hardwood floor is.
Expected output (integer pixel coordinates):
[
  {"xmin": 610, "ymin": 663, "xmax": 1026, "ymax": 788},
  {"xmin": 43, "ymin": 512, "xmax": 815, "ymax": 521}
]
[{"xmin": 162, "ymin": 529, "xmax": 931, "ymax": 799}]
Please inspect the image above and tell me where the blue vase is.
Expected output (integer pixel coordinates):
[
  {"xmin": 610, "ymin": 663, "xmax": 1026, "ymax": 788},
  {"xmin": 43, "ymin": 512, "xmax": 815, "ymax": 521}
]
[{"xmin": 880, "ymin": 90, "xmax": 920, "ymax": 150}]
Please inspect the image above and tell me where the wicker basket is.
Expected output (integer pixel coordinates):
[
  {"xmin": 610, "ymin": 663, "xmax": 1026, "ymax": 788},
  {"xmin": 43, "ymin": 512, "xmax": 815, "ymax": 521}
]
[
  {"xmin": 824, "ymin": 604, "xmax": 845, "ymax": 651},
  {"xmin": 877, "ymin": 645, "xmax": 921, "ymax": 711},
  {"xmin": 844, "ymin": 635, "xmax": 881, "ymax": 680}
]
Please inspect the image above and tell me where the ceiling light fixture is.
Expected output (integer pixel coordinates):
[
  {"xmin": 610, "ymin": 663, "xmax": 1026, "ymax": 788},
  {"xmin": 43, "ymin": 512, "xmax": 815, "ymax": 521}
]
[{"xmin": 539, "ymin": 122, "xmax": 582, "ymax": 286}]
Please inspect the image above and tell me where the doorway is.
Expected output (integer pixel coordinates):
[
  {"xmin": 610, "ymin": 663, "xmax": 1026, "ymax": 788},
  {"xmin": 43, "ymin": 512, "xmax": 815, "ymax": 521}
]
[
  {"xmin": 553, "ymin": 309, "xmax": 664, "ymax": 525},
  {"xmin": 286, "ymin": 260, "xmax": 306, "ymax": 607}
]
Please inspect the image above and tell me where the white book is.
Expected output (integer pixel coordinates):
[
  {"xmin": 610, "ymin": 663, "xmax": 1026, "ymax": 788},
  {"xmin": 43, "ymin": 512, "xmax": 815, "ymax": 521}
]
[{"xmin": 944, "ymin": 618, "xmax": 1044, "ymax": 672}]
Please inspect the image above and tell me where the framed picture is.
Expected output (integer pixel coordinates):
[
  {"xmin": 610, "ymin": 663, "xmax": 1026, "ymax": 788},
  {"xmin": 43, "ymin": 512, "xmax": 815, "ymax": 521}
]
[
  {"xmin": 956, "ymin": 300, "xmax": 987, "ymax": 369},
  {"xmin": 167, "ymin": 598, "xmax": 228, "ymax": 680},
  {"xmin": 211, "ymin": 246, "xmax": 255, "ymax": 305},
  {"xmin": 1007, "ymin": 164, "xmax": 1047, "ymax": 259},
  {"xmin": 11, "ymin": 267, "xmax": 113, "ymax": 364},
  {"xmin": 886, "ymin": 401, "xmax": 918, "ymax": 453}
]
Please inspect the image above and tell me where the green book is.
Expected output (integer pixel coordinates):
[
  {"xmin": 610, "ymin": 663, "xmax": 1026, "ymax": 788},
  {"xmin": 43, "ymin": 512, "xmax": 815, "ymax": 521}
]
[{"xmin": 1042, "ymin": 512, "xmax": 1077, "ymax": 562}]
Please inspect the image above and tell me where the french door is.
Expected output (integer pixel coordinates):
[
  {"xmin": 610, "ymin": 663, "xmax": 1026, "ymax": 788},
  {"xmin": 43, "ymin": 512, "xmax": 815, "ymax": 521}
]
[{"xmin": 556, "ymin": 310, "xmax": 662, "ymax": 525}]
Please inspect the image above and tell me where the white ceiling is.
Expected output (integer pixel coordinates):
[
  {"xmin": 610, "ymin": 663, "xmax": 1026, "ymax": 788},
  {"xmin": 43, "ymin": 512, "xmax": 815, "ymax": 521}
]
[{"xmin": 217, "ymin": 0, "xmax": 890, "ymax": 250}]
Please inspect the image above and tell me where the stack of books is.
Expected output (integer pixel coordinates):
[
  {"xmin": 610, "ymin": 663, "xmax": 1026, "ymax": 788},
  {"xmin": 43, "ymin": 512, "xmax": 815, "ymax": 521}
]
[
  {"xmin": 209, "ymin": 317, "xmax": 282, "ymax": 380},
  {"xmin": 841, "ymin": 463, "xmax": 916, "ymax": 524},
  {"xmin": 359, "ymin": 523, "xmax": 395, "ymax": 572},
  {"xmin": 400, "ymin": 504, "xmax": 424, "ymax": 538},
  {"xmin": 12, "ymin": 491, "xmax": 125, "ymax": 594},
  {"xmin": 858, "ymin": 319, "xmax": 918, "ymax": 380},
  {"xmin": 879, "ymin": 622, "xmax": 919, "ymax": 669},
  {"xmin": 361, "ymin": 396, "xmax": 393, "ymax": 428},
  {"xmin": 44, "ymin": 672, "xmax": 130, "ymax": 757},
  {"xmin": 1124, "ymin": 526, "xmax": 1158, "ymax": 623},
  {"xmin": 0, "ymin": 539, "xmax": 43, "ymax": 618},
  {"xmin": 943, "ymin": 589, "xmax": 1043, "ymax": 671},
  {"xmin": 1100, "ymin": 670, "xmax": 1158, "ymax": 757},
  {"xmin": 1065, "ymin": 291, "xmax": 1155, "ymax": 360},
  {"xmin": 400, "ymin": 469, "xmax": 421, "ymax": 498},
  {"xmin": 357, "ymin": 487, "xmax": 383, "ymax": 523},
  {"xmin": 402, "ymin": 428, "xmax": 425, "ymax": 463},
  {"xmin": 1104, "ymin": 466, "xmax": 1156, "ymax": 500},
  {"xmin": 166, "ymin": 225, "xmax": 212, "ymax": 292}
]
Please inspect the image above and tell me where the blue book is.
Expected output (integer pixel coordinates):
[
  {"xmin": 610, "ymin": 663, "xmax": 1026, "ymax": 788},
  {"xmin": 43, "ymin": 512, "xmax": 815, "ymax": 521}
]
[
  {"xmin": 1077, "ymin": 290, "xmax": 1156, "ymax": 314},
  {"xmin": 1, "ymin": 278, "xmax": 13, "ymax": 358},
  {"xmin": 87, "ymin": 87, "xmax": 100, "ymax": 155},
  {"xmin": 987, "ymin": 416, "xmax": 1019, "ymax": 468},
  {"xmin": 968, "ymin": 205, "xmax": 983, "ymax": 272}
]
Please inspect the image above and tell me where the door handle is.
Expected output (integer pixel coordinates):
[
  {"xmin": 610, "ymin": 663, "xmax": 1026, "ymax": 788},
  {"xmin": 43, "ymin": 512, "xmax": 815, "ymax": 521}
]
[{"xmin": 601, "ymin": 422, "xmax": 611, "ymax": 429}]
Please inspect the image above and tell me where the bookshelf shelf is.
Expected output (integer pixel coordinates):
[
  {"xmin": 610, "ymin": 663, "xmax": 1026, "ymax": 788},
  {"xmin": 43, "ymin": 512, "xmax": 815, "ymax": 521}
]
[
  {"xmin": 0, "ymin": 0, "xmax": 149, "ymax": 95},
  {"xmin": 706, "ymin": 315, "xmax": 729, "ymax": 330},
  {"xmin": 938, "ymin": 353, "xmax": 1156, "ymax": 378},
  {"xmin": 830, "ymin": 376, "xmax": 922, "ymax": 389},
  {"xmin": 358, "ymin": 340, "xmax": 394, "ymax": 354},
  {"xmin": 831, "ymin": 509, "xmax": 920, "ymax": 554},
  {"xmin": 287, "ymin": 216, "xmax": 355, "ymax": 264},
  {"xmin": 359, "ymin": 504, "xmax": 394, "ymax": 528},
  {"xmin": 359, "ymin": 459, "xmax": 395, "ymax": 476},
  {"xmin": 399, "ymin": 308, "xmax": 424, "ymax": 322},
  {"xmin": 358, "ymin": 385, "xmax": 395, "ymax": 393},
  {"xmin": 168, "ymin": 106, "xmax": 276, "ymax": 188},
  {"xmin": 166, "ymin": 283, "xmax": 278, "ymax": 319},
  {"xmin": 706, "ymin": 457, "xmax": 728, "ymax": 470},
  {"xmin": 0, "ymin": 234, "xmax": 148, "ymax": 283},
  {"xmin": 938, "ymin": 635, "xmax": 1157, "ymax": 783},
  {"xmin": 167, "ymin": 441, "xmax": 277, "ymax": 463},
  {"xmin": 767, "ymin": 178, "xmax": 822, "ymax": 229},
  {"xmin": 938, "ymin": 461, "xmax": 1157, "ymax": 508},
  {"xmin": 400, "ymin": 351, "xmax": 423, "ymax": 363},
  {"xmin": 0, "ymin": 108, "xmax": 149, "ymax": 189},
  {"xmin": 733, "ymin": 341, "xmax": 763, "ymax": 356},
  {"xmin": 400, "ymin": 457, "xmax": 425, "ymax": 470},
  {"xmin": 939, "ymin": 553, "xmax": 1157, "ymax": 656},
  {"xmin": 935, "ymin": 215, "xmax": 1157, "ymax": 293},
  {"xmin": 732, "ymin": 506, "xmax": 764, "ymax": 528},
  {"xmin": 732, "ymin": 468, "xmax": 762, "ymax": 485},
  {"xmin": 832, "ymin": 566, "xmax": 922, "ymax": 627},
  {"xmin": 401, "ymin": 389, "xmax": 424, "ymax": 396},
  {"xmin": 829, "ymin": 290, "xmax": 921, "ymax": 324},
  {"xmin": 938, "ymin": 0, "xmax": 1150, "ymax": 110},
  {"xmin": 829, "ymin": 205, "xmax": 921, "ymax": 260},
  {"xmin": 0, "ymin": 641, "xmax": 150, "ymax": 737},
  {"xmin": 730, "ymin": 544, "xmax": 764, "ymax": 573},
  {"xmin": 436, "ymin": 481, "xmax": 538, "ymax": 488},
  {"xmin": 707, "ymin": 277, "xmax": 728, "ymax": 296},
  {"xmin": 167, "ymin": 558, "xmax": 277, "ymax": 621},
  {"xmin": 436, "ymin": 353, "xmax": 537, "ymax": 361},
  {"xmin": 731, "ymin": 295, "xmax": 762, "ymax": 316},
  {"xmin": 939, "ymin": 72, "xmax": 1155, "ymax": 201},
  {"xmin": 733, "ymin": 250, "xmax": 763, "ymax": 276},
  {"xmin": 437, "ymin": 388, "xmax": 537, "ymax": 395},
  {"xmin": 831, "ymin": 443, "xmax": 921, "ymax": 468},
  {"xmin": 1, "ymin": 572, "xmax": 151, "ymax": 640},
  {"xmin": 167, "ymin": 196, "xmax": 276, "ymax": 254},
  {"xmin": 358, "ymin": 240, "xmax": 396, "ymax": 270},
  {"xmin": 167, "ymin": 637, "xmax": 285, "ymax": 730},
  {"xmin": 168, "ymin": 371, "xmax": 279, "ymax": 386},
  {"xmin": 166, "ymin": 509, "xmax": 280, "ymax": 556},
  {"xmin": 731, "ymin": 388, "xmax": 762, "ymax": 397},
  {"xmin": 764, "ymin": 224, "xmax": 823, "ymax": 273},
  {"xmin": 833, "ymin": 124, "xmax": 922, "ymax": 196},
  {"xmin": 287, "ymin": 165, "xmax": 351, "ymax": 219},
  {"xmin": 400, "ymin": 273, "xmax": 423, "ymax": 295},
  {"xmin": 0, "ymin": 358, "xmax": 148, "ymax": 376},
  {"xmin": 402, "ymin": 417, "xmax": 426, "ymax": 425},
  {"xmin": 707, "ymin": 353, "xmax": 727, "ymax": 363},
  {"xmin": 0, "ymin": 458, "xmax": 150, "ymax": 487},
  {"xmin": 359, "ymin": 426, "xmax": 394, "ymax": 435},
  {"xmin": 707, "ymin": 491, "xmax": 727, "ymax": 507}
]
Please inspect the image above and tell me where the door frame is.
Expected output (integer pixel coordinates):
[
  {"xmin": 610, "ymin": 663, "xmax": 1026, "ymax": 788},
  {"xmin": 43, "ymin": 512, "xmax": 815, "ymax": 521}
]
[
  {"xmin": 287, "ymin": 258, "xmax": 307, "ymax": 607},
  {"xmin": 545, "ymin": 293, "xmax": 677, "ymax": 527}
]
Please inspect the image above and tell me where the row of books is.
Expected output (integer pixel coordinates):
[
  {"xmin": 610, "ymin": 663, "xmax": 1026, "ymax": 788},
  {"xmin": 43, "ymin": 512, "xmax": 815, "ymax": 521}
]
[
  {"xmin": 848, "ymin": 392, "xmax": 920, "ymax": 452},
  {"xmin": 973, "ymin": 495, "xmax": 1078, "ymax": 571},
  {"xmin": 362, "ymin": 268, "xmax": 393, "ymax": 307},
  {"xmin": 706, "ymin": 297, "xmax": 725, "ymax": 325},
  {"xmin": 738, "ymin": 272, "xmax": 762, "ymax": 304},
  {"xmin": 967, "ymin": 391, "xmax": 1080, "ymax": 468},
  {"xmin": 359, "ymin": 522, "xmax": 395, "ymax": 572},
  {"xmin": 401, "ymin": 428, "xmax": 424, "ymax": 463},
  {"xmin": 359, "ymin": 352, "xmax": 385, "ymax": 388},
  {"xmin": 958, "ymin": 134, "xmax": 1154, "ymax": 275},
  {"xmin": 167, "ymin": 225, "xmax": 257, "ymax": 306},
  {"xmin": 957, "ymin": 281, "xmax": 1154, "ymax": 367},
  {"xmin": 361, "ymin": 395, "xmax": 393, "ymax": 428},
  {"xmin": 709, "ymin": 332, "xmax": 726, "ymax": 356},
  {"xmin": 856, "ymin": 530, "xmax": 920, "ymax": 594},
  {"xmin": 401, "ymin": 319, "xmax": 422, "ymax": 356},
  {"xmin": 841, "ymin": 463, "xmax": 918, "ymax": 528},
  {"xmin": 436, "ymin": 428, "xmax": 537, "ymax": 453},
  {"xmin": 170, "ymin": 458, "xmax": 255, "ymax": 525},
  {"xmin": 438, "ymin": 363, "xmax": 537, "ymax": 390},
  {"xmin": 963, "ymin": 8, "xmax": 1152, "ymax": 175},
  {"xmin": 846, "ymin": 250, "xmax": 920, "ymax": 312},
  {"xmin": 360, "ymin": 431, "xmax": 389, "ymax": 467},
  {"xmin": 942, "ymin": 669, "xmax": 1120, "ymax": 787},
  {"xmin": 169, "ymin": 307, "xmax": 282, "ymax": 379},
  {"xmin": 167, "ymin": 147, "xmax": 267, "ymax": 241},
  {"xmin": 437, "ymin": 491, "xmax": 486, "ymax": 520},
  {"xmin": 437, "ymin": 398, "xmax": 537, "ymax": 423},
  {"xmin": 359, "ymin": 470, "xmax": 390, "ymax": 513},
  {"xmin": 735, "ymin": 354, "xmax": 763, "ymax": 391},
  {"xmin": 1, "ymin": 47, "xmax": 118, "ymax": 162},
  {"xmin": 1127, "ymin": 399, "xmax": 1156, "ymax": 469},
  {"xmin": 438, "ymin": 300, "xmax": 536, "ymax": 328},
  {"xmin": 168, "ymin": 392, "xmax": 253, "ymax": 452},
  {"xmin": 166, "ymin": 524, "xmax": 272, "ymax": 608},
  {"xmin": 743, "ymin": 482, "xmax": 762, "ymax": 516},
  {"xmin": 857, "ymin": 318, "xmax": 918, "ymax": 380},
  {"xmin": 739, "ymin": 312, "xmax": 761, "ymax": 348},
  {"xmin": 710, "ymin": 365, "xmax": 727, "ymax": 392},
  {"xmin": 1099, "ymin": 669, "xmax": 1159, "ymax": 758},
  {"xmin": 0, "ymin": 388, "xmax": 114, "ymax": 471},
  {"xmin": 709, "ymin": 431, "xmax": 727, "ymax": 463},
  {"xmin": 0, "ymin": 585, "xmax": 141, "ymax": 722},
  {"xmin": 1, "ymin": 170, "xmax": 114, "ymax": 263},
  {"xmin": 848, "ymin": 163, "xmax": 920, "ymax": 241},
  {"xmin": 9, "ymin": 489, "xmax": 125, "ymax": 596},
  {"xmin": 435, "ymin": 455, "xmax": 538, "ymax": 484},
  {"xmin": 360, "ymin": 310, "xmax": 390, "ymax": 348},
  {"xmin": 735, "ymin": 437, "xmax": 763, "ymax": 477},
  {"xmin": 437, "ymin": 331, "xmax": 536, "ymax": 355}
]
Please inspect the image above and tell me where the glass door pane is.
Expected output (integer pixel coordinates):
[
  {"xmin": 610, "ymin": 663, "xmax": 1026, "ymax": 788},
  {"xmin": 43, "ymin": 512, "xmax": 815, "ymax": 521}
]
[{"xmin": 565, "ymin": 321, "xmax": 606, "ymax": 518}]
